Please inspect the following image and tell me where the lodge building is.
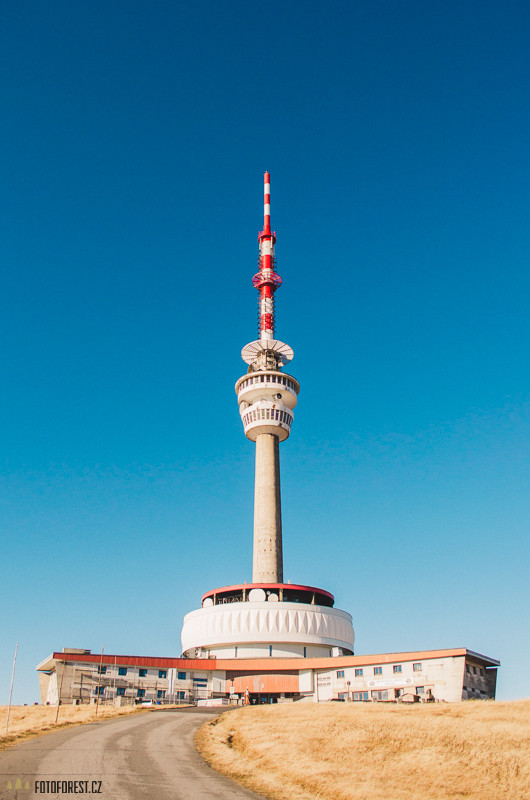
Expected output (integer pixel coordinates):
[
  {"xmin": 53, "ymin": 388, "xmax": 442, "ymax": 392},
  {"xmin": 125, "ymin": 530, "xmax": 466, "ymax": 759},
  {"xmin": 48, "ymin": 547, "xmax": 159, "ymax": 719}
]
[{"xmin": 36, "ymin": 647, "xmax": 499, "ymax": 705}]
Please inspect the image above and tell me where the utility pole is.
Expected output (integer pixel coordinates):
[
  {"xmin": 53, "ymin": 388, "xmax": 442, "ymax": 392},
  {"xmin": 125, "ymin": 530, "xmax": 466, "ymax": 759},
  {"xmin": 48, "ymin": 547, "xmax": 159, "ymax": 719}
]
[
  {"xmin": 95, "ymin": 646, "xmax": 104, "ymax": 716},
  {"xmin": 55, "ymin": 659, "xmax": 67, "ymax": 723},
  {"xmin": 5, "ymin": 642, "xmax": 19, "ymax": 735}
]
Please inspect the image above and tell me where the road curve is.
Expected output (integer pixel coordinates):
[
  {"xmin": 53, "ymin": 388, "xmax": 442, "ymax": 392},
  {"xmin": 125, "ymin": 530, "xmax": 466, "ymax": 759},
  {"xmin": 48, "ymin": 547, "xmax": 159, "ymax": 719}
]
[{"xmin": 0, "ymin": 709, "xmax": 265, "ymax": 800}]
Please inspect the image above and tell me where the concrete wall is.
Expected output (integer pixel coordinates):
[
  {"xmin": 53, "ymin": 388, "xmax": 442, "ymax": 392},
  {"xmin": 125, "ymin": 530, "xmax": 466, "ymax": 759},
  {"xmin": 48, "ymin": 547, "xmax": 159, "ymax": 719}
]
[
  {"xmin": 312, "ymin": 655, "xmax": 467, "ymax": 703},
  {"xmin": 463, "ymin": 660, "xmax": 498, "ymax": 700},
  {"xmin": 38, "ymin": 661, "xmax": 214, "ymax": 704}
]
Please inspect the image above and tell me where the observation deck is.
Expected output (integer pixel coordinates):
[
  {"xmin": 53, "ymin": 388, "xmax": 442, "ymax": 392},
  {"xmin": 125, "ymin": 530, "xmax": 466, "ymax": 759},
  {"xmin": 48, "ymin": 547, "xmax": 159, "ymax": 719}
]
[{"xmin": 235, "ymin": 371, "xmax": 299, "ymax": 441}]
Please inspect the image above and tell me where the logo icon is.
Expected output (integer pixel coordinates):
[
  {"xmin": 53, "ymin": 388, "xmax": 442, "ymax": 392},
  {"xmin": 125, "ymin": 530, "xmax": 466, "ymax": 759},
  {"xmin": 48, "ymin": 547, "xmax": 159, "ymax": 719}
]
[{"xmin": 6, "ymin": 778, "xmax": 30, "ymax": 794}]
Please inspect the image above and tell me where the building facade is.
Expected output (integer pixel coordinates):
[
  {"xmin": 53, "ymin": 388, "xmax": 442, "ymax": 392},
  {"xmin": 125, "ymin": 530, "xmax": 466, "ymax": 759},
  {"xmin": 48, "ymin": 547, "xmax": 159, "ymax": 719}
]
[{"xmin": 37, "ymin": 648, "xmax": 499, "ymax": 706}]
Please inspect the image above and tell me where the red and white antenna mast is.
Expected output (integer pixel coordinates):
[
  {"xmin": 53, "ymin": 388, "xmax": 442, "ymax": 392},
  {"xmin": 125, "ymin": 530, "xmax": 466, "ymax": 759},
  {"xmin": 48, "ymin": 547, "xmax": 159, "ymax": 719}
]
[
  {"xmin": 254, "ymin": 171, "xmax": 281, "ymax": 341},
  {"xmin": 241, "ymin": 173, "xmax": 293, "ymax": 369}
]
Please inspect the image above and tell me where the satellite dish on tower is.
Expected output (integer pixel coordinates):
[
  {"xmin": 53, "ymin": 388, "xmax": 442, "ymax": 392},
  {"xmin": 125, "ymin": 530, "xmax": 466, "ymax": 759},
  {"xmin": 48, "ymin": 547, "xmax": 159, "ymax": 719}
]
[{"xmin": 241, "ymin": 339, "xmax": 294, "ymax": 366}]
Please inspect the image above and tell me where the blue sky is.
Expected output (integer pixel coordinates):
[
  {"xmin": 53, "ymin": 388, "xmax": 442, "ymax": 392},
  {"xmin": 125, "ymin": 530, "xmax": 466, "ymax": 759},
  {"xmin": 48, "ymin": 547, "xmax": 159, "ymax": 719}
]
[{"xmin": 1, "ymin": 0, "xmax": 529, "ymax": 702}]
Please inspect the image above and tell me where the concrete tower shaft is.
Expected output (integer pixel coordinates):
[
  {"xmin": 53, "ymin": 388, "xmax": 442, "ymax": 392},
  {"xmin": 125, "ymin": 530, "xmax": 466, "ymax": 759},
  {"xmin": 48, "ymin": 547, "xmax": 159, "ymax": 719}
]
[{"xmin": 253, "ymin": 433, "xmax": 283, "ymax": 582}]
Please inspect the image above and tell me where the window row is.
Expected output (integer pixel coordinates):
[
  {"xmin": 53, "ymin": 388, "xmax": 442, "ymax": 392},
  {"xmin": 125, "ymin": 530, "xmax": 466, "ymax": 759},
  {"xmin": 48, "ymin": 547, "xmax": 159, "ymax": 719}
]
[
  {"xmin": 106, "ymin": 687, "xmax": 186, "ymax": 698},
  {"xmin": 239, "ymin": 375, "xmax": 296, "ymax": 392},
  {"xmin": 336, "ymin": 663, "xmax": 422, "ymax": 679},
  {"xmin": 97, "ymin": 666, "xmax": 185, "ymax": 679},
  {"xmin": 243, "ymin": 407, "xmax": 293, "ymax": 427},
  {"xmin": 349, "ymin": 689, "xmax": 425, "ymax": 701}
]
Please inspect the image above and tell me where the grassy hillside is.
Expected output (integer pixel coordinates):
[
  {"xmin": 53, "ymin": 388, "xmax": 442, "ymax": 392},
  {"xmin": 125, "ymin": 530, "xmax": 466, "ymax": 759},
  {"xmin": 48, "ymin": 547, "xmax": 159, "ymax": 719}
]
[{"xmin": 196, "ymin": 700, "xmax": 530, "ymax": 800}]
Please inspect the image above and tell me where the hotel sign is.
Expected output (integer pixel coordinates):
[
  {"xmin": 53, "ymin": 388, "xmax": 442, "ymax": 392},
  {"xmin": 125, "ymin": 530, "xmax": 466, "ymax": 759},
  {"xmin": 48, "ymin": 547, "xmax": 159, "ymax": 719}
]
[{"xmin": 167, "ymin": 668, "xmax": 177, "ymax": 694}]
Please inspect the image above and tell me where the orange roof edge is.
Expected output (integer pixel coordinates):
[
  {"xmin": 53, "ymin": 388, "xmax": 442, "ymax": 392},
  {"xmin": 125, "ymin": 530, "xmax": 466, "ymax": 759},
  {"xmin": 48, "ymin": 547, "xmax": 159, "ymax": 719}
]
[
  {"xmin": 41, "ymin": 647, "xmax": 499, "ymax": 672},
  {"xmin": 215, "ymin": 648, "xmax": 472, "ymax": 671}
]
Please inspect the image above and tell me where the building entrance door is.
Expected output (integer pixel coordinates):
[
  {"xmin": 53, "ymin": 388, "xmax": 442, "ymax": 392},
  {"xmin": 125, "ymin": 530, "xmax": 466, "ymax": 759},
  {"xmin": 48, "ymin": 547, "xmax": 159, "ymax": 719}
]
[{"xmin": 249, "ymin": 693, "xmax": 278, "ymax": 704}]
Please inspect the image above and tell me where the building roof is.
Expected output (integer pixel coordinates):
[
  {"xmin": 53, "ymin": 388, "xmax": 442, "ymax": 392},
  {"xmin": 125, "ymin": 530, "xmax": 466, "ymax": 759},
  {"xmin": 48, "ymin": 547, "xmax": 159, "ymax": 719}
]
[
  {"xmin": 201, "ymin": 583, "xmax": 335, "ymax": 602},
  {"xmin": 36, "ymin": 647, "xmax": 500, "ymax": 673}
]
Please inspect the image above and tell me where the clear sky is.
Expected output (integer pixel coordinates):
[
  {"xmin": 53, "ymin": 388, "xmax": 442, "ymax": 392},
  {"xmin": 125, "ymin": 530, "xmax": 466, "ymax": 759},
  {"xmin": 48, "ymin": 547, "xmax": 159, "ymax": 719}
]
[{"xmin": 1, "ymin": 0, "xmax": 529, "ymax": 703}]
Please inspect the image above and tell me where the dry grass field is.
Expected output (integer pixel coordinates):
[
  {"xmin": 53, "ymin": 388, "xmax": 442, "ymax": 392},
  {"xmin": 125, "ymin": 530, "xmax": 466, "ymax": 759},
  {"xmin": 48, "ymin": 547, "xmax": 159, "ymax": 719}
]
[
  {"xmin": 0, "ymin": 704, "xmax": 145, "ymax": 751},
  {"xmin": 196, "ymin": 699, "xmax": 530, "ymax": 800}
]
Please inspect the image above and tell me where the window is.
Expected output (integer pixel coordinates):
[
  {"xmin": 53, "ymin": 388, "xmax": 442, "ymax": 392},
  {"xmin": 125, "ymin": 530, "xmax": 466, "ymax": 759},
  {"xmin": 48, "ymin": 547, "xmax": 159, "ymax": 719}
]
[
  {"xmin": 97, "ymin": 665, "xmax": 107, "ymax": 674},
  {"xmin": 374, "ymin": 666, "xmax": 382, "ymax": 675},
  {"xmin": 116, "ymin": 687, "xmax": 125, "ymax": 697},
  {"xmin": 413, "ymin": 663, "xmax": 422, "ymax": 672},
  {"xmin": 178, "ymin": 672, "xmax": 186, "ymax": 680},
  {"xmin": 355, "ymin": 669, "xmax": 363, "ymax": 677},
  {"xmin": 137, "ymin": 689, "xmax": 146, "ymax": 698},
  {"xmin": 353, "ymin": 691, "xmax": 369, "ymax": 701},
  {"xmin": 371, "ymin": 690, "xmax": 388, "ymax": 701},
  {"xmin": 393, "ymin": 665, "xmax": 402, "ymax": 674},
  {"xmin": 177, "ymin": 691, "xmax": 185, "ymax": 700},
  {"xmin": 416, "ymin": 686, "xmax": 425, "ymax": 695},
  {"xmin": 303, "ymin": 647, "xmax": 307, "ymax": 658},
  {"xmin": 337, "ymin": 670, "xmax": 345, "ymax": 678},
  {"xmin": 157, "ymin": 690, "xmax": 166, "ymax": 699},
  {"xmin": 139, "ymin": 669, "xmax": 147, "ymax": 677},
  {"xmin": 118, "ymin": 667, "xmax": 127, "ymax": 676},
  {"xmin": 158, "ymin": 670, "xmax": 167, "ymax": 679},
  {"xmin": 269, "ymin": 645, "xmax": 273, "ymax": 656},
  {"xmin": 94, "ymin": 686, "xmax": 104, "ymax": 696}
]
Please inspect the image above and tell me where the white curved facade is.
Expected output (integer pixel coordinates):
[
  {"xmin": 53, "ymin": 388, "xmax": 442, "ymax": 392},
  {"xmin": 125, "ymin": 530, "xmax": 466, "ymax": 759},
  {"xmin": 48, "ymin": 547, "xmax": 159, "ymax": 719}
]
[{"xmin": 181, "ymin": 601, "xmax": 355, "ymax": 658}]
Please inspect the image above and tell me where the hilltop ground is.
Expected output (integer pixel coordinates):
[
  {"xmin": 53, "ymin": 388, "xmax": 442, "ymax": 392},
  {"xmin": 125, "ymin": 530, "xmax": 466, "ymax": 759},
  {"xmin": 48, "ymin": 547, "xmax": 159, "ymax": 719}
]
[{"xmin": 195, "ymin": 699, "xmax": 530, "ymax": 800}]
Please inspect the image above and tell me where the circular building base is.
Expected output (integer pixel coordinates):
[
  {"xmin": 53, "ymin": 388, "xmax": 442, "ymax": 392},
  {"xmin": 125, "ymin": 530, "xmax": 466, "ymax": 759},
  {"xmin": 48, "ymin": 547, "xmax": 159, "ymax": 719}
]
[{"xmin": 180, "ymin": 583, "xmax": 355, "ymax": 659}]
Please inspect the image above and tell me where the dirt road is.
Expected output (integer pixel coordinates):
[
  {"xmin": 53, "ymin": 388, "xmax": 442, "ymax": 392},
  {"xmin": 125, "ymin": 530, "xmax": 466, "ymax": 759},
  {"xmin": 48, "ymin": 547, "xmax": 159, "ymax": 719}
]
[{"xmin": 0, "ymin": 708, "xmax": 265, "ymax": 800}]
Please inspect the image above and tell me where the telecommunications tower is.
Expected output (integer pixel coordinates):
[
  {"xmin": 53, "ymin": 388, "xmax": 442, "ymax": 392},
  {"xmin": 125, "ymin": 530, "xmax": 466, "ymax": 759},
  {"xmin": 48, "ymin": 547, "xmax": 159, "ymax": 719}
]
[
  {"xmin": 181, "ymin": 174, "xmax": 354, "ymax": 660},
  {"xmin": 236, "ymin": 171, "xmax": 299, "ymax": 584}
]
